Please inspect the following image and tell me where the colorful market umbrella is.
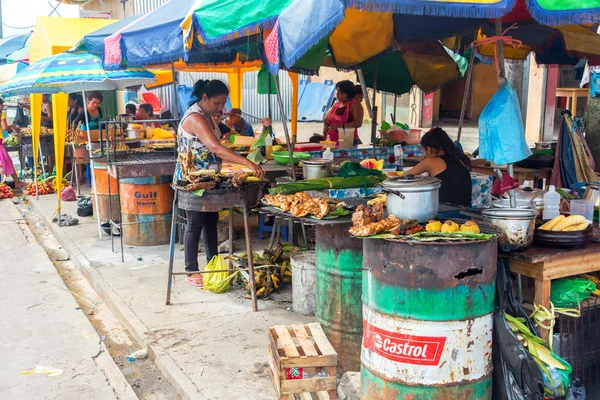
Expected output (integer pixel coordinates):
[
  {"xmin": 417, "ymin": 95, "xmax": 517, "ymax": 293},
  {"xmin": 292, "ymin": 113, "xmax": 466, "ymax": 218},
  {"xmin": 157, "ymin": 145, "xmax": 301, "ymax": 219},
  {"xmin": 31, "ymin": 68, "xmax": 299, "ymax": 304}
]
[
  {"xmin": 0, "ymin": 52, "xmax": 155, "ymax": 234},
  {"xmin": 0, "ymin": 52, "xmax": 155, "ymax": 95},
  {"xmin": 100, "ymin": 0, "xmax": 261, "ymax": 69},
  {"xmin": 77, "ymin": 15, "xmax": 142, "ymax": 58},
  {"xmin": 0, "ymin": 33, "xmax": 31, "ymax": 65},
  {"xmin": 358, "ymin": 43, "xmax": 467, "ymax": 96},
  {"xmin": 6, "ymin": 45, "xmax": 30, "ymax": 64}
]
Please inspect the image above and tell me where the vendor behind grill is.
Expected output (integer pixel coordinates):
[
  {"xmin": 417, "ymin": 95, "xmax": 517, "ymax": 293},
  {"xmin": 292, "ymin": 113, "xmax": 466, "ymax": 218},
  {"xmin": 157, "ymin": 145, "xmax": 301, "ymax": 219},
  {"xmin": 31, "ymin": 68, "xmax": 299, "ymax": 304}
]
[
  {"xmin": 174, "ymin": 79, "xmax": 264, "ymax": 287},
  {"xmin": 405, "ymin": 127, "xmax": 472, "ymax": 207}
]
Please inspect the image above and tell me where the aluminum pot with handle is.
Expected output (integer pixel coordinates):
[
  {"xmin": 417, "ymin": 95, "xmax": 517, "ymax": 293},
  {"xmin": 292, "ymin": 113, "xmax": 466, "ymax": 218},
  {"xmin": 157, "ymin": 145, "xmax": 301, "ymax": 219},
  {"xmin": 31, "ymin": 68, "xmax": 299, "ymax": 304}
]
[
  {"xmin": 382, "ymin": 175, "xmax": 441, "ymax": 222},
  {"xmin": 481, "ymin": 208, "xmax": 537, "ymax": 252},
  {"xmin": 302, "ymin": 159, "xmax": 333, "ymax": 180}
]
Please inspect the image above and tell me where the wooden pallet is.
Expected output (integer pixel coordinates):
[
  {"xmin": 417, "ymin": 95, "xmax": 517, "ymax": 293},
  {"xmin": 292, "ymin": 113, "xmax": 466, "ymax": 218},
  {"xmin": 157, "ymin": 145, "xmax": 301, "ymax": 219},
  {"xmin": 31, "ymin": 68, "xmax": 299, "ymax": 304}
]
[{"xmin": 268, "ymin": 323, "xmax": 338, "ymax": 400}]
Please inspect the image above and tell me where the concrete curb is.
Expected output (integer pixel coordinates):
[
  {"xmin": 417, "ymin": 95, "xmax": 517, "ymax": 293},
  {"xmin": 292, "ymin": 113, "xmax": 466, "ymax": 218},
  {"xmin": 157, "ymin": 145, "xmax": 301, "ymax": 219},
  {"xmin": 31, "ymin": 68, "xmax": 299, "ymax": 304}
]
[
  {"xmin": 9, "ymin": 200, "xmax": 138, "ymax": 400},
  {"xmin": 28, "ymin": 198, "xmax": 206, "ymax": 400}
]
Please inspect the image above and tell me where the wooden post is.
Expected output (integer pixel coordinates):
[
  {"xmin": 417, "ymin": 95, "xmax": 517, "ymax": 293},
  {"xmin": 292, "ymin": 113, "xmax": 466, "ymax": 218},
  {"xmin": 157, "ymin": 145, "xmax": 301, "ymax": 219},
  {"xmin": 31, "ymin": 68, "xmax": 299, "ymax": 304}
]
[{"xmin": 457, "ymin": 47, "xmax": 476, "ymax": 143}]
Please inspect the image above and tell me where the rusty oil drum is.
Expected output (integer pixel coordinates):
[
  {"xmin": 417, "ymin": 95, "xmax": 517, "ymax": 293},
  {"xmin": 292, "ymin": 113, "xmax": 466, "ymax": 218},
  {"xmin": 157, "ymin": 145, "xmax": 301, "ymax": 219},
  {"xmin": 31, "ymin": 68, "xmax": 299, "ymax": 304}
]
[
  {"xmin": 315, "ymin": 222, "xmax": 363, "ymax": 374},
  {"xmin": 119, "ymin": 176, "xmax": 174, "ymax": 246},
  {"xmin": 361, "ymin": 237, "xmax": 497, "ymax": 399},
  {"xmin": 92, "ymin": 163, "xmax": 120, "ymax": 222}
]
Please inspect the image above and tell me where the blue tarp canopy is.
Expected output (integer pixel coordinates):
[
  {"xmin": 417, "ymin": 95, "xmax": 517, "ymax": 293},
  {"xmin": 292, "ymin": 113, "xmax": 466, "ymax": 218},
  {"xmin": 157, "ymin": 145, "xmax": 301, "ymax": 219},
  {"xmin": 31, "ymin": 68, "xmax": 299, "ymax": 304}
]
[
  {"xmin": 79, "ymin": 15, "xmax": 141, "ymax": 57},
  {"xmin": 102, "ymin": 0, "xmax": 195, "ymax": 68},
  {"xmin": 0, "ymin": 34, "xmax": 31, "ymax": 65}
]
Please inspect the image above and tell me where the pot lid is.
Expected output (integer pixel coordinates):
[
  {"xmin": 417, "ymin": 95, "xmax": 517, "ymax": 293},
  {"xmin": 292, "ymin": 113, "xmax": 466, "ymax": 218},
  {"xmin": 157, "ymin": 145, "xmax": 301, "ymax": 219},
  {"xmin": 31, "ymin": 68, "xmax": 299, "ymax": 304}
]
[
  {"xmin": 382, "ymin": 174, "xmax": 441, "ymax": 190},
  {"xmin": 302, "ymin": 159, "xmax": 332, "ymax": 166},
  {"xmin": 482, "ymin": 208, "xmax": 537, "ymax": 219}
]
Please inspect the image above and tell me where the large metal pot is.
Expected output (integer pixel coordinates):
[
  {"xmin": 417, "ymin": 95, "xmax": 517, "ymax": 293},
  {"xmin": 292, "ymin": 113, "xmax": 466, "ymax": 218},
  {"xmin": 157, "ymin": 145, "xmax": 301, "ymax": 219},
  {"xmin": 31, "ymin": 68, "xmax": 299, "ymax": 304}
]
[
  {"xmin": 302, "ymin": 159, "xmax": 333, "ymax": 180},
  {"xmin": 382, "ymin": 175, "xmax": 441, "ymax": 222},
  {"xmin": 482, "ymin": 208, "xmax": 537, "ymax": 252}
]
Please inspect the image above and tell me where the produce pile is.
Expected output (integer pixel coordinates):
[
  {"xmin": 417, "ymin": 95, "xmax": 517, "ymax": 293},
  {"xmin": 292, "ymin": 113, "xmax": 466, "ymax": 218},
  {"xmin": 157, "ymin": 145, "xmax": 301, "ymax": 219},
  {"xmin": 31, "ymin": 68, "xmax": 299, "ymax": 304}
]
[
  {"xmin": 349, "ymin": 205, "xmax": 494, "ymax": 241},
  {"xmin": 263, "ymin": 192, "xmax": 350, "ymax": 219},
  {"xmin": 25, "ymin": 177, "xmax": 68, "ymax": 196},
  {"xmin": 539, "ymin": 215, "xmax": 589, "ymax": 232},
  {"xmin": 20, "ymin": 127, "xmax": 53, "ymax": 136},
  {"xmin": 0, "ymin": 183, "xmax": 14, "ymax": 199},
  {"xmin": 177, "ymin": 150, "xmax": 262, "ymax": 191},
  {"xmin": 269, "ymin": 175, "xmax": 381, "ymax": 195},
  {"xmin": 3, "ymin": 135, "xmax": 20, "ymax": 146},
  {"xmin": 505, "ymin": 313, "xmax": 571, "ymax": 397},
  {"xmin": 241, "ymin": 244, "xmax": 298, "ymax": 299}
]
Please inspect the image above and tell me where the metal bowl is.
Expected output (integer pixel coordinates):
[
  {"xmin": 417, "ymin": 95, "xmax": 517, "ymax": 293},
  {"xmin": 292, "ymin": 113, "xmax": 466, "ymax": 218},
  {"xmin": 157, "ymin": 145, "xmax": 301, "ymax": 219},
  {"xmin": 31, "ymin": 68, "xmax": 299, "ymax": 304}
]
[{"xmin": 482, "ymin": 208, "xmax": 537, "ymax": 252}]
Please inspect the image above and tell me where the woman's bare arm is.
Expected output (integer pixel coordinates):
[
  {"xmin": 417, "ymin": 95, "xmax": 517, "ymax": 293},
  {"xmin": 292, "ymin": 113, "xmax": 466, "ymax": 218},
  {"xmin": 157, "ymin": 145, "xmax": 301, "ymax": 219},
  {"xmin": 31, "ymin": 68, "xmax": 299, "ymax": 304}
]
[
  {"xmin": 182, "ymin": 115, "xmax": 264, "ymax": 178},
  {"xmin": 344, "ymin": 102, "xmax": 364, "ymax": 128}
]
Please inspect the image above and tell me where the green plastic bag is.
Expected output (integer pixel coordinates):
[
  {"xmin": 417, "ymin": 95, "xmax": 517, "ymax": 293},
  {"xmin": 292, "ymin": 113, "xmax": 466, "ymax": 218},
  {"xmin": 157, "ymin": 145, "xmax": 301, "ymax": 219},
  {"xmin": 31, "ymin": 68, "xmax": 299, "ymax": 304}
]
[
  {"xmin": 550, "ymin": 278, "xmax": 596, "ymax": 307},
  {"xmin": 204, "ymin": 255, "xmax": 238, "ymax": 293},
  {"xmin": 257, "ymin": 65, "xmax": 278, "ymax": 95}
]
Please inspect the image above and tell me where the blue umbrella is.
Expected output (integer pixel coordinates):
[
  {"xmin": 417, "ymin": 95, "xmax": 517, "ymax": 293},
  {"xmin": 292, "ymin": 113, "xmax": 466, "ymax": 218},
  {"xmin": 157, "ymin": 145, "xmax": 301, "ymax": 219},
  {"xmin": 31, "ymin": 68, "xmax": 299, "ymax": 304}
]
[
  {"xmin": 78, "ymin": 15, "xmax": 142, "ymax": 58},
  {"xmin": 0, "ymin": 33, "xmax": 31, "ymax": 65}
]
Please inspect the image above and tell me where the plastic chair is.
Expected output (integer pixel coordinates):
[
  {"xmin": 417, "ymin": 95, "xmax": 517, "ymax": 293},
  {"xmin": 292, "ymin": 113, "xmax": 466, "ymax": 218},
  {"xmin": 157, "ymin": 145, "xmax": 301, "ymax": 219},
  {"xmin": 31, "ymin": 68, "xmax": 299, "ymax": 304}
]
[
  {"xmin": 141, "ymin": 92, "xmax": 162, "ymax": 114},
  {"xmin": 258, "ymin": 214, "xmax": 288, "ymax": 242}
]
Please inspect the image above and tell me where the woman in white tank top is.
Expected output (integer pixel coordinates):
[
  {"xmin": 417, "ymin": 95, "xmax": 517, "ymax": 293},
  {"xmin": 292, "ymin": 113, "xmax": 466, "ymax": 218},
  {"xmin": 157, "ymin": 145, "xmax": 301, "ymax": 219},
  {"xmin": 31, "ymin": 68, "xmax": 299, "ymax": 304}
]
[{"xmin": 175, "ymin": 79, "xmax": 265, "ymax": 287}]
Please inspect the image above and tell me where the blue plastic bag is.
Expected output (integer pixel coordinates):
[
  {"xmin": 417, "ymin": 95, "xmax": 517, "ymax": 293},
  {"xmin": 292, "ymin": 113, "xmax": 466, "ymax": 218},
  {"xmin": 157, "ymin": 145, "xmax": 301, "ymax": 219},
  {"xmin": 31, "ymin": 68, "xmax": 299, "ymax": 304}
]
[{"xmin": 479, "ymin": 81, "xmax": 531, "ymax": 165}]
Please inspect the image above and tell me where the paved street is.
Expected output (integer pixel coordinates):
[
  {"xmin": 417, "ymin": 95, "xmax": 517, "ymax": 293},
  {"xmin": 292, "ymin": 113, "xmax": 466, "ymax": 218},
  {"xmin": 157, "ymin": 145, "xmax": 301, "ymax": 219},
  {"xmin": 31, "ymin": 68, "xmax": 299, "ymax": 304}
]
[{"xmin": 0, "ymin": 200, "xmax": 136, "ymax": 400}]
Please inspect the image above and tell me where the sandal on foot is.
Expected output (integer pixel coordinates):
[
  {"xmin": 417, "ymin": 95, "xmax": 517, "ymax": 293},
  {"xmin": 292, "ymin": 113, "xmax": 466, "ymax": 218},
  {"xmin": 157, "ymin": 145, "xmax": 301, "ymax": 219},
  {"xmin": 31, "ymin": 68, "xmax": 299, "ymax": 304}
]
[{"xmin": 185, "ymin": 276, "xmax": 203, "ymax": 287}]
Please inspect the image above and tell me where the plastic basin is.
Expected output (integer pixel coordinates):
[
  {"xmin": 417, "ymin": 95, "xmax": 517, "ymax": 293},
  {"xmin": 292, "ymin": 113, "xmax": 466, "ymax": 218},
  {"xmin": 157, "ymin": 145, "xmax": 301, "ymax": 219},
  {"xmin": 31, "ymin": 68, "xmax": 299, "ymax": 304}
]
[{"xmin": 272, "ymin": 151, "xmax": 311, "ymax": 165}]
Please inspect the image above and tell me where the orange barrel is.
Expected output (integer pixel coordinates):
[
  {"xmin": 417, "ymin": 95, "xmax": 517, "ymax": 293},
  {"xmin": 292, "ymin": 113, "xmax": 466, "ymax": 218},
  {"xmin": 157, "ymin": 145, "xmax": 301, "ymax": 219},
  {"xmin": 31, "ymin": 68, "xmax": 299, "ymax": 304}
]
[
  {"xmin": 92, "ymin": 163, "xmax": 120, "ymax": 222},
  {"xmin": 118, "ymin": 176, "xmax": 174, "ymax": 246}
]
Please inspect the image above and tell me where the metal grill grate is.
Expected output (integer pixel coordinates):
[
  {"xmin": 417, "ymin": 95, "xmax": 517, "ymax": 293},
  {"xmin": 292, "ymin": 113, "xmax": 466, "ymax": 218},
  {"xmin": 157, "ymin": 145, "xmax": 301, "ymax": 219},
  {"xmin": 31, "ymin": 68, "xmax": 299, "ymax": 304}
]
[
  {"xmin": 555, "ymin": 296, "xmax": 600, "ymax": 398},
  {"xmin": 108, "ymin": 152, "xmax": 175, "ymax": 167}
]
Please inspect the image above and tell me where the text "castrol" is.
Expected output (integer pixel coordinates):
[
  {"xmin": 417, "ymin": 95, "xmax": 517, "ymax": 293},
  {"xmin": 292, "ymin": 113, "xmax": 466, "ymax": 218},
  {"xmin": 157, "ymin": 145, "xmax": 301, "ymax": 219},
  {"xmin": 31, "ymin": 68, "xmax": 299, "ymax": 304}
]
[{"xmin": 363, "ymin": 321, "xmax": 446, "ymax": 366}]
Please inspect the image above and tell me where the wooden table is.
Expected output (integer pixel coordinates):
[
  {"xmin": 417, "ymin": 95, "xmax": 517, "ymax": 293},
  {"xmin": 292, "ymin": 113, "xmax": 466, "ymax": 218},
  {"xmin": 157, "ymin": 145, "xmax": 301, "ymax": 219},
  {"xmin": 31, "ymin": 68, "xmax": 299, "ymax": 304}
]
[
  {"xmin": 501, "ymin": 241, "xmax": 600, "ymax": 340},
  {"xmin": 404, "ymin": 156, "xmax": 552, "ymax": 187},
  {"xmin": 556, "ymin": 88, "xmax": 588, "ymax": 117}
]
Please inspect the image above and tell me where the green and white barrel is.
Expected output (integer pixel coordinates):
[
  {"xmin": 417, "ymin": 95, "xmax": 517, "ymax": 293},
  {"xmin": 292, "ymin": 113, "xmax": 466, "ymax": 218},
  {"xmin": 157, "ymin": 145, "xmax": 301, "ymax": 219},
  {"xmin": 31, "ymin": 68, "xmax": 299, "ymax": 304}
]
[
  {"xmin": 315, "ymin": 222, "xmax": 363, "ymax": 374},
  {"xmin": 361, "ymin": 237, "xmax": 498, "ymax": 399}
]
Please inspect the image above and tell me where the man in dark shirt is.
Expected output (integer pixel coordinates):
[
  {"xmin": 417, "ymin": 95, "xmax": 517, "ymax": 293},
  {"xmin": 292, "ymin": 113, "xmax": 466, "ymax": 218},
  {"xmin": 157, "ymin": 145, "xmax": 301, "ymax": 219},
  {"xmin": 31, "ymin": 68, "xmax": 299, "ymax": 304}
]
[{"xmin": 225, "ymin": 108, "xmax": 254, "ymax": 136}]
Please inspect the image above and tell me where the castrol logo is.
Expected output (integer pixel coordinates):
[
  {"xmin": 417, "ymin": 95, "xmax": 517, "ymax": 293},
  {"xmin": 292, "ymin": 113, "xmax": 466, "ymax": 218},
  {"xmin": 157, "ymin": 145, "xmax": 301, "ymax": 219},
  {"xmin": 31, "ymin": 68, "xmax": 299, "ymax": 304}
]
[{"xmin": 364, "ymin": 321, "xmax": 446, "ymax": 366}]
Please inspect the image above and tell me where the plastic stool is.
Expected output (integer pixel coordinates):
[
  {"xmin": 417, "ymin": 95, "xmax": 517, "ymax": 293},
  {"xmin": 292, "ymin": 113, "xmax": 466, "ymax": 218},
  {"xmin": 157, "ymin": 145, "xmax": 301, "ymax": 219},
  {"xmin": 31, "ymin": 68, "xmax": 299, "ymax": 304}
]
[{"xmin": 258, "ymin": 214, "xmax": 288, "ymax": 242}]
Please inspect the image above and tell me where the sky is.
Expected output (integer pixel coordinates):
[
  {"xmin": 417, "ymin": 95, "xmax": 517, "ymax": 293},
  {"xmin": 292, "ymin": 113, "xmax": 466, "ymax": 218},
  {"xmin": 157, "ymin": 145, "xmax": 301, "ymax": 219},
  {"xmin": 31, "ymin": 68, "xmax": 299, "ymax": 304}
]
[{"xmin": 1, "ymin": 0, "xmax": 80, "ymax": 37}]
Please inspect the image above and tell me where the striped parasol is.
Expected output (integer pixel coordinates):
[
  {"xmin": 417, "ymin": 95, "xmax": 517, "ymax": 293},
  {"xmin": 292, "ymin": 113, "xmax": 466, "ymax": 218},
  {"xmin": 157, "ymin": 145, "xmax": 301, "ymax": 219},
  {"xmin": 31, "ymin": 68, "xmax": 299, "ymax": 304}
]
[{"xmin": 0, "ymin": 52, "xmax": 155, "ymax": 95}]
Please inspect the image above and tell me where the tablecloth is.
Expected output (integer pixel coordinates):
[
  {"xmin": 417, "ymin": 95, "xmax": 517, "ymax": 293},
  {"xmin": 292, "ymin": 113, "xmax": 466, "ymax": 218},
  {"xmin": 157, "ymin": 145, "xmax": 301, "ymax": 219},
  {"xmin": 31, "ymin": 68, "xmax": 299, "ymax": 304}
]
[{"xmin": 308, "ymin": 145, "xmax": 424, "ymax": 169}]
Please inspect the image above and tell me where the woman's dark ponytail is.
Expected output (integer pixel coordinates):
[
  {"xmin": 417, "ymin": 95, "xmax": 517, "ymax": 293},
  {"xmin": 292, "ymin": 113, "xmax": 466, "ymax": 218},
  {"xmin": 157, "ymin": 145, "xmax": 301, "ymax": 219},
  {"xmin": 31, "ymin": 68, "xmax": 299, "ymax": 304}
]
[
  {"xmin": 189, "ymin": 79, "xmax": 229, "ymax": 107},
  {"xmin": 421, "ymin": 127, "xmax": 471, "ymax": 170}
]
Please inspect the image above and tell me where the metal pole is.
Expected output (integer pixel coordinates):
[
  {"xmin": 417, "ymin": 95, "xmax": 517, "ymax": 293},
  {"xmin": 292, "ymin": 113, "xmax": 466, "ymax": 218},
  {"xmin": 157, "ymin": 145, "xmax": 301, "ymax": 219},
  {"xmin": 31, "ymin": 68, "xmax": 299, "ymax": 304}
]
[
  {"xmin": 494, "ymin": 19, "xmax": 515, "ymax": 208},
  {"xmin": 81, "ymin": 84, "xmax": 103, "ymax": 239},
  {"xmin": 166, "ymin": 191, "xmax": 178, "ymax": 305},
  {"xmin": 273, "ymin": 76, "xmax": 296, "ymax": 181},
  {"xmin": 170, "ymin": 61, "xmax": 179, "ymax": 119},
  {"xmin": 357, "ymin": 69, "xmax": 373, "ymax": 119},
  {"xmin": 267, "ymin": 75, "xmax": 272, "ymax": 120},
  {"xmin": 392, "ymin": 94, "xmax": 397, "ymax": 124},
  {"xmin": 0, "ymin": 0, "xmax": 4, "ymax": 39},
  {"xmin": 242, "ymin": 204, "xmax": 258, "ymax": 312},
  {"xmin": 495, "ymin": 19, "xmax": 506, "ymax": 79},
  {"xmin": 370, "ymin": 64, "xmax": 378, "ymax": 159},
  {"xmin": 457, "ymin": 47, "xmax": 476, "ymax": 143}
]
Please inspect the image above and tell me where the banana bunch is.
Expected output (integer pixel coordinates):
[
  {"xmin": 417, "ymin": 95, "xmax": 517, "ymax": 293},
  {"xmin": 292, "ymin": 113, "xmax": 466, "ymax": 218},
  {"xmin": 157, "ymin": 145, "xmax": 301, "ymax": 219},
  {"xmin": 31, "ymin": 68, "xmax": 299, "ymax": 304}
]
[
  {"xmin": 246, "ymin": 266, "xmax": 281, "ymax": 299},
  {"xmin": 280, "ymin": 259, "xmax": 292, "ymax": 284},
  {"xmin": 367, "ymin": 194, "xmax": 386, "ymax": 206},
  {"xmin": 539, "ymin": 215, "xmax": 589, "ymax": 231}
]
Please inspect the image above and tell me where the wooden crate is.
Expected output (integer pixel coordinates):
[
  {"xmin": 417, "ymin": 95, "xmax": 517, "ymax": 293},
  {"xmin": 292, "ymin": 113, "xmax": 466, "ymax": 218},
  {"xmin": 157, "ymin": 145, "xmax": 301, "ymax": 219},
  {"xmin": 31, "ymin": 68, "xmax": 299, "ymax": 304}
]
[{"xmin": 268, "ymin": 323, "xmax": 338, "ymax": 400}]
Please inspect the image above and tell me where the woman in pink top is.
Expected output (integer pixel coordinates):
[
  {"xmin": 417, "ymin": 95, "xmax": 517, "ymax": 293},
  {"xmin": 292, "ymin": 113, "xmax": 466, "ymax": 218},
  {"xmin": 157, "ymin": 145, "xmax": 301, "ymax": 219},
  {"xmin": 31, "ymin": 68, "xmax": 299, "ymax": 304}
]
[
  {"xmin": 0, "ymin": 99, "xmax": 25, "ymax": 188},
  {"xmin": 323, "ymin": 80, "xmax": 364, "ymax": 146}
]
